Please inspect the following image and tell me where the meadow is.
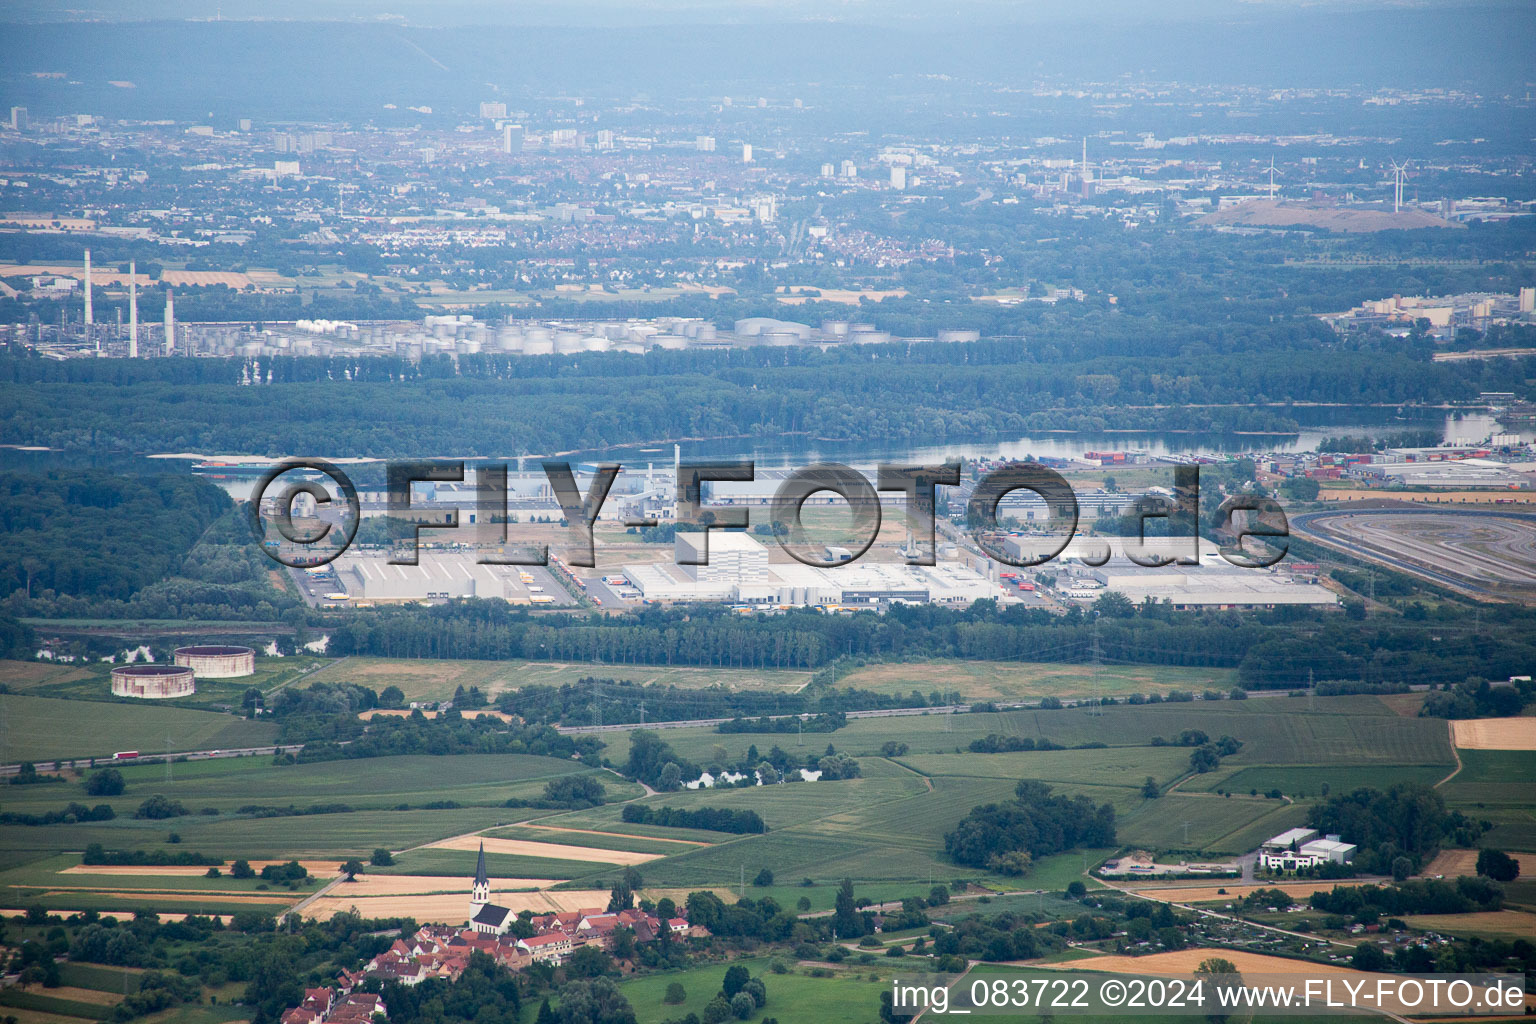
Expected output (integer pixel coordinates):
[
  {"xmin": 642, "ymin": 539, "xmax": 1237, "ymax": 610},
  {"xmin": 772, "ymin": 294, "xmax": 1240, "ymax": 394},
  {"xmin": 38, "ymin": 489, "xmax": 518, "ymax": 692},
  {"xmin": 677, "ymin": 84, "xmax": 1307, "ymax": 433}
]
[
  {"xmin": 587, "ymin": 694, "xmax": 1455, "ymax": 770},
  {"xmin": 0, "ymin": 692, "xmax": 278, "ymax": 765},
  {"xmin": 1179, "ymin": 764, "xmax": 1451, "ymax": 798},
  {"xmin": 0, "ymin": 680, "xmax": 1518, "ymax": 928},
  {"xmin": 615, "ymin": 956, "xmax": 885, "ymax": 1024},
  {"xmin": 305, "ymin": 656, "xmax": 811, "ymax": 702},
  {"xmin": 0, "ymin": 656, "xmax": 329, "ymax": 711},
  {"xmin": 837, "ymin": 659, "xmax": 1236, "ymax": 701}
]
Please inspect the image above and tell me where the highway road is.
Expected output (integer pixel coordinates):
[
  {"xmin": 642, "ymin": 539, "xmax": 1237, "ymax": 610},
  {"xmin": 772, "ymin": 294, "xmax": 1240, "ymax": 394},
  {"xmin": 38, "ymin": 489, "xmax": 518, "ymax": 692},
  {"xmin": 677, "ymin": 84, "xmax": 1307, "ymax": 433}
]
[{"xmin": 0, "ymin": 744, "xmax": 305, "ymax": 776}]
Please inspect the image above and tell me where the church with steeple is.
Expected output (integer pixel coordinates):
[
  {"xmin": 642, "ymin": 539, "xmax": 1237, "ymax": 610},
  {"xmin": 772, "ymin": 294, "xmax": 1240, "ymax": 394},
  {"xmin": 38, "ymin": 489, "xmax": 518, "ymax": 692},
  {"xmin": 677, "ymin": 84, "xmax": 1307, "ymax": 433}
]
[{"xmin": 467, "ymin": 842, "xmax": 514, "ymax": 936}]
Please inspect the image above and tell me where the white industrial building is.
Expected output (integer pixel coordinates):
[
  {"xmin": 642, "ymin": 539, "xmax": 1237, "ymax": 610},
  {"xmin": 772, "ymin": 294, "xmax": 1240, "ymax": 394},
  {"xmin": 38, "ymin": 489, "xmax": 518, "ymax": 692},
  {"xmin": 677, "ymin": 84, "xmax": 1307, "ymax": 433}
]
[
  {"xmin": 623, "ymin": 532, "xmax": 996, "ymax": 608},
  {"xmin": 1346, "ymin": 458, "xmax": 1529, "ymax": 489},
  {"xmin": 334, "ymin": 552, "xmax": 571, "ymax": 605},
  {"xmin": 1042, "ymin": 538, "xmax": 1339, "ymax": 610},
  {"xmin": 1258, "ymin": 827, "xmax": 1357, "ymax": 871}
]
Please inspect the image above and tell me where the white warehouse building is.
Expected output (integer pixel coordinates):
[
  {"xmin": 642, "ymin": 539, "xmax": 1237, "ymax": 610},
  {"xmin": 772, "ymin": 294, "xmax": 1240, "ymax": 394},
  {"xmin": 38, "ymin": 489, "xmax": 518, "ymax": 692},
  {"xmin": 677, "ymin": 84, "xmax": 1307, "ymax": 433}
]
[
  {"xmin": 623, "ymin": 532, "xmax": 995, "ymax": 608},
  {"xmin": 1257, "ymin": 827, "xmax": 1357, "ymax": 871}
]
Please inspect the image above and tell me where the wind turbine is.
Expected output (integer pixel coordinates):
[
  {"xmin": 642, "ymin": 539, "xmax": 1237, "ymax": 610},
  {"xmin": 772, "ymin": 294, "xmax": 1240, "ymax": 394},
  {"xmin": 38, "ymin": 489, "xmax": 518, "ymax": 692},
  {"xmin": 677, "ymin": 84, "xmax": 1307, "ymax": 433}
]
[
  {"xmin": 1389, "ymin": 159, "xmax": 1410, "ymax": 213},
  {"xmin": 1265, "ymin": 156, "xmax": 1280, "ymax": 200}
]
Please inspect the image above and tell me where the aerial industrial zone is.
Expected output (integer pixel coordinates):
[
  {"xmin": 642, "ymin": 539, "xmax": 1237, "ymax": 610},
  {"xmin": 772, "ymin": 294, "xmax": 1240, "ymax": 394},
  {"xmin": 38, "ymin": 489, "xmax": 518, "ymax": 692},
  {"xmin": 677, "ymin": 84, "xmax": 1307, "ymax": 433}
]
[{"xmin": 1, "ymin": 8, "xmax": 1535, "ymax": 1024}]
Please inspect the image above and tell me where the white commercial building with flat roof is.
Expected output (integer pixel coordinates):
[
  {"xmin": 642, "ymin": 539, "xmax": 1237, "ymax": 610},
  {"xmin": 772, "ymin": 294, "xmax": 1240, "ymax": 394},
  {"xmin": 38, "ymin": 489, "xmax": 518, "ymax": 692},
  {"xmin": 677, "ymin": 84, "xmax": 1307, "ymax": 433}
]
[
  {"xmin": 1257, "ymin": 827, "xmax": 1357, "ymax": 871},
  {"xmin": 623, "ymin": 533, "xmax": 995, "ymax": 608}
]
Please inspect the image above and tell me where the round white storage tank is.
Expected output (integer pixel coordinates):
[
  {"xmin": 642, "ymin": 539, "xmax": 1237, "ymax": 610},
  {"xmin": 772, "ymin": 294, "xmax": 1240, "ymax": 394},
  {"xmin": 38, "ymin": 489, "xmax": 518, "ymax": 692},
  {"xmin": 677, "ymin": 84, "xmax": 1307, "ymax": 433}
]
[
  {"xmin": 850, "ymin": 330, "xmax": 892, "ymax": 344},
  {"xmin": 523, "ymin": 334, "xmax": 555, "ymax": 355},
  {"xmin": 653, "ymin": 334, "xmax": 687, "ymax": 350},
  {"xmin": 696, "ymin": 323, "xmax": 717, "ymax": 341},
  {"xmin": 583, "ymin": 336, "xmax": 612, "ymax": 352},
  {"xmin": 496, "ymin": 328, "xmax": 523, "ymax": 352},
  {"xmin": 617, "ymin": 342, "xmax": 646, "ymax": 355},
  {"xmin": 174, "ymin": 645, "xmax": 256, "ymax": 679},
  {"xmin": 456, "ymin": 339, "xmax": 482, "ymax": 354},
  {"xmin": 555, "ymin": 332, "xmax": 584, "ymax": 354},
  {"xmin": 821, "ymin": 320, "xmax": 850, "ymax": 337},
  {"xmin": 761, "ymin": 331, "xmax": 798, "ymax": 347},
  {"xmin": 937, "ymin": 328, "xmax": 980, "ymax": 343},
  {"xmin": 111, "ymin": 664, "xmax": 196, "ymax": 699}
]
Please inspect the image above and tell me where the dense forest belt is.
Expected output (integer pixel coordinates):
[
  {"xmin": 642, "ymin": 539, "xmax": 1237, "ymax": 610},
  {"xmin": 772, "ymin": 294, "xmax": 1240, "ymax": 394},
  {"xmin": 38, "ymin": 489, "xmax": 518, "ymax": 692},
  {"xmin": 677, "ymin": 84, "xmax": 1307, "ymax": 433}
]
[
  {"xmin": 315, "ymin": 599, "xmax": 1536, "ymax": 691},
  {"xmin": 2, "ymin": 342, "xmax": 1529, "ymax": 457}
]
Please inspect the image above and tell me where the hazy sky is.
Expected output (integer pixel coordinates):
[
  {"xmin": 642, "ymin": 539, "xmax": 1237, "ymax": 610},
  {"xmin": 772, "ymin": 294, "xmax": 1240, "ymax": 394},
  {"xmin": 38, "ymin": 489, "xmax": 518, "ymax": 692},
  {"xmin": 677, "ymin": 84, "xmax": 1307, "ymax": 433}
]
[{"xmin": 0, "ymin": 0, "xmax": 1515, "ymax": 25}]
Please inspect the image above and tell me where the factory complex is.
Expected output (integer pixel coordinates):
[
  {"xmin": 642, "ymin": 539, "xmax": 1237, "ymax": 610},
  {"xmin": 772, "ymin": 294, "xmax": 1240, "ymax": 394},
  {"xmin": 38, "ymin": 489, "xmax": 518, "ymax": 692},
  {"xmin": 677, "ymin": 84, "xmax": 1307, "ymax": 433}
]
[
  {"xmin": 1042, "ymin": 538, "xmax": 1339, "ymax": 610},
  {"xmin": 622, "ymin": 532, "xmax": 997, "ymax": 608}
]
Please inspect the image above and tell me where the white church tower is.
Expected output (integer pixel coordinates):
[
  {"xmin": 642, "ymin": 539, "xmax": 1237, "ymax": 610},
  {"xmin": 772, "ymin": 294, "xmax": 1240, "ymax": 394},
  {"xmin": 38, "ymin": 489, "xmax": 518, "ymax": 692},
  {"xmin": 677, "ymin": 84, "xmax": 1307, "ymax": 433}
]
[{"xmin": 470, "ymin": 841, "xmax": 490, "ymax": 910}]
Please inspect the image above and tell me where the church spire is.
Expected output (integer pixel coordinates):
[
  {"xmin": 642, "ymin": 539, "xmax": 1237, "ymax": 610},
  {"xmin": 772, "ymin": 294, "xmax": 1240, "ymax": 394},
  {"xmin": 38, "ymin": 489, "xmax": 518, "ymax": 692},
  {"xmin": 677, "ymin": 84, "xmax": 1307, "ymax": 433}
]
[{"xmin": 471, "ymin": 841, "xmax": 490, "ymax": 908}]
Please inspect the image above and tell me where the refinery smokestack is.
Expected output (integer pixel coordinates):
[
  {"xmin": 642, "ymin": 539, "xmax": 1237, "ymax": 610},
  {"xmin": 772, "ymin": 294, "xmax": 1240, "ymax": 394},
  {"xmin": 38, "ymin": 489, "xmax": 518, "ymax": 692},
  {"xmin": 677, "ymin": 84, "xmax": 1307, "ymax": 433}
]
[
  {"xmin": 164, "ymin": 288, "xmax": 175, "ymax": 354},
  {"xmin": 128, "ymin": 261, "xmax": 138, "ymax": 358},
  {"xmin": 83, "ymin": 250, "xmax": 93, "ymax": 345}
]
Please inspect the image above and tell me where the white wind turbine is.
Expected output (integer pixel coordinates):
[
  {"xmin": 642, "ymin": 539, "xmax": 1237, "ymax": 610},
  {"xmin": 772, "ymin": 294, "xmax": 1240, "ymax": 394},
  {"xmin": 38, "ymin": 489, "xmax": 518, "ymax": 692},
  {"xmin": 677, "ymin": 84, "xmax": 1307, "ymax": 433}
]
[
  {"xmin": 1266, "ymin": 156, "xmax": 1280, "ymax": 200},
  {"xmin": 1389, "ymin": 159, "xmax": 1411, "ymax": 213}
]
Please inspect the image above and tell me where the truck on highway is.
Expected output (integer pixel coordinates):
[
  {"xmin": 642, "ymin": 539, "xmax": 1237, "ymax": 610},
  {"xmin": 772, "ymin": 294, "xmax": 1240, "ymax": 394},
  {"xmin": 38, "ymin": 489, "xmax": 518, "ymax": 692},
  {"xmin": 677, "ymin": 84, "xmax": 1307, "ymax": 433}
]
[{"xmin": 113, "ymin": 751, "xmax": 139, "ymax": 760}]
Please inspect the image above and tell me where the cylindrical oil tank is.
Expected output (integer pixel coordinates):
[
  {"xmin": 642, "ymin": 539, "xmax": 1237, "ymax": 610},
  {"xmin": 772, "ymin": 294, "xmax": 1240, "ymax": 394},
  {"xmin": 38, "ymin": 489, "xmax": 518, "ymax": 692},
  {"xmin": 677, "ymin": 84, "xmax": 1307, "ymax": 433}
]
[
  {"xmin": 111, "ymin": 664, "xmax": 196, "ymax": 699},
  {"xmin": 850, "ymin": 330, "xmax": 892, "ymax": 344},
  {"xmin": 523, "ymin": 334, "xmax": 555, "ymax": 355},
  {"xmin": 937, "ymin": 328, "xmax": 980, "ymax": 343},
  {"xmin": 652, "ymin": 334, "xmax": 687, "ymax": 350},
  {"xmin": 821, "ymin": 320, "xmax": 850, "ymax": 337},
  {"xmin": 554, "ymin": 331, "xmax": 584, "ymax": 354},
  {"xmin": 583, "ymin": 336, "xmax": 612, "ymax": 352},
  {"xmin": 174, "ymin": 645, "xmax": 256, "ymax": 678}
]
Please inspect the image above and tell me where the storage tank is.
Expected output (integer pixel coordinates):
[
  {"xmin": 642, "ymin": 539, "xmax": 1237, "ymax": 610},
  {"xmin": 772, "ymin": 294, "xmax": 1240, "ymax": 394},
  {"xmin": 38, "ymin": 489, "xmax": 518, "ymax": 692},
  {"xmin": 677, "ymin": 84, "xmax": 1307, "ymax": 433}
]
[
  {"xmin": 111, "ymin": 664, "xmax": 196, "ymax": 699},
  {"xmin": 554, "ymin": 332, "xmax": 584, "ymax": 354},
  {"xmin": 653, "ymin": 334, "xmax": 687, "ymax": 350},
  {"xmin": 821, "ymin": 320, "xmax": 850, "ymax": 337},
  {"xmin": 496, "ymin": 327, "xmax": 523, "ymax": 352},
  {"xmin": 583, "ymin": 335, "xmax": 612, "ymax": 352},
  {"xmin": 850, "ymin": 330, "xmax": 892, "ymax": 345},
  {"xmin": 174, "ymin": 645, "xmax": 256, "ymax": 678},
  {"xmin": 523, "ymin": 333, "xmax": 555, "ymax": 355},
  {"xmin": 761, "ymin": 331, "xmax": 798, "ymax": 347},
  {"xmin": 617, "ymin": 342, "xmax": 647, "ymax": 355},
  {"xmin": 937, "ymin": 328, "xmax": 981, "ymax": 343}
]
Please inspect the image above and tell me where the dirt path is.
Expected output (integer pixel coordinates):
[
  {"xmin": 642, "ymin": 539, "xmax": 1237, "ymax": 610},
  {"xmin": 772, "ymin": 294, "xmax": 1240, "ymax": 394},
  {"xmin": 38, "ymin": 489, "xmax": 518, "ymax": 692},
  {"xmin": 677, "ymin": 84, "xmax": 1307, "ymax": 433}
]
[{"xmin": 1436, "ymin": 721, "xmax": 1464, "ymax": 788}]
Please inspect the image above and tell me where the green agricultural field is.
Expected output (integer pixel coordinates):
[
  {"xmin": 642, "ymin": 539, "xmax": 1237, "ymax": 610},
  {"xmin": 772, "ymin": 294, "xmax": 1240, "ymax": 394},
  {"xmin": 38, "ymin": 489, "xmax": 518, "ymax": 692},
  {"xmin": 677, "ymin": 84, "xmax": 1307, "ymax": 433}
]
[
  {"xmin": 617, "ymin": 957, "xmax": 884, "ymax": 1024},
  {"xmin": 589, "ymin": 694, "xmax": 1452, "ymax": 769},
  {"xmin": 576, "ymin": 772, "xmax": 1019, "ymax": 889},
  {"xmin": 899, "ymin": 746, "xmax": 1194, "ymax": 787},
  {"xmin": 307, "ymin": 657, "xmax": 810, "ymax": 703},
  {"xmin": 0, "ymin": 693, "xmax": 278, "ymax": 764},
  {"xmin": 490, "ymin": 826, "xmax": 701, "ymax": 856},
  {"xmin": 838, "ymin": 659, "xmax": 1236, "ymax": 702},
  {"xmin": 1179, "ymin": 764, "xmax": 1451, "ymax": 798},
  {"xmin": 0, "ymin": 804, "xmax": 540, "ymax": 872},
  {"xmin": 0, "ymin": 753, "xmax": 628, "ymax": 817},
  {"xmin": 1114, "ymin": 793, "xmax": 1304, "ymax": 854},
  {"xmin": 376, "ymin": 847, "xmax": 628, "ymax": 880},
  {"xmin": 0, "ymin": 853, "xmax": 323, "ymax": 896},
  {"xmin": 1440, "ymin": 750, "xmax": 1536, "ymax": 809},
  {"xmin": 0, "ymin": 656, "xmax": 327, "ymax": 710}
]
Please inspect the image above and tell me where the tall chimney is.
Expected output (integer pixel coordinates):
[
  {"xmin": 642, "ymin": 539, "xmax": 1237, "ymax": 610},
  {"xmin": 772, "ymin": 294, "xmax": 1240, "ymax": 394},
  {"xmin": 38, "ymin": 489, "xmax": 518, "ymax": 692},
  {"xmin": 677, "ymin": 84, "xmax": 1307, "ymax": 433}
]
[
  {"xmin": 164, "ymin": 289, "xmax": 175, "ymax": 354},
  {"xmin": 83, "ymin": 249, "xmax": 93, "ymax": 344},
  {"xmin": 128, "ymin": 261, "xmax": 138, "ymax": 358}
]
